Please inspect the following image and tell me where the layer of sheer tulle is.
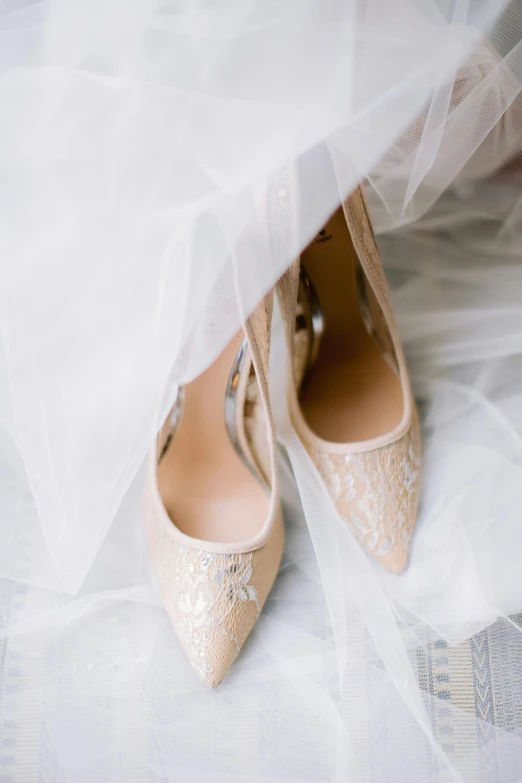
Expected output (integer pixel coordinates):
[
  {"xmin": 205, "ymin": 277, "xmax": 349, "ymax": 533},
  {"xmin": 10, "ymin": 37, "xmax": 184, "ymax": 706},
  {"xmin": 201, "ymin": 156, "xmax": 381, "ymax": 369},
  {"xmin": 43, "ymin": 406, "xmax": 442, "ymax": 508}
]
[
  {"xmin": 0, "ymin": 0, "xmax": 521, "ymax": 592},
  {"xmin": 1, "ymin": 181, "xmax": 522, "ymax": 779},
  {"xmin": 1, "ymin": 1, "xmax": 522, "ymax": 778}
]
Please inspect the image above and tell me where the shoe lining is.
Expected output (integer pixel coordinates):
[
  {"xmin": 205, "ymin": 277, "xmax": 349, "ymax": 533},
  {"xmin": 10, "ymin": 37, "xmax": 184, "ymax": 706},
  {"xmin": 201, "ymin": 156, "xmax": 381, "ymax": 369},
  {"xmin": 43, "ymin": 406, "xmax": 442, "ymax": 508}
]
[
  {"xmin": 299, "ymin": 205, "xmax": 404, "ymax": 444},
  {"xmin": 158, "ymin": 331, "xmax": 270, "ymax": 544}
]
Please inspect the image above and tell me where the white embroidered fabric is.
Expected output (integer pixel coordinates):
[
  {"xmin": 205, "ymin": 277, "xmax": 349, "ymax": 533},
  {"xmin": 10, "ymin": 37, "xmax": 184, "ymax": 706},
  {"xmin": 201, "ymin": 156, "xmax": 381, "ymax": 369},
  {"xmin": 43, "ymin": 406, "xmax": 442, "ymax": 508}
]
[{"xmin": 1, "ymin": 0, "xmax": 522, "ymax": 780}]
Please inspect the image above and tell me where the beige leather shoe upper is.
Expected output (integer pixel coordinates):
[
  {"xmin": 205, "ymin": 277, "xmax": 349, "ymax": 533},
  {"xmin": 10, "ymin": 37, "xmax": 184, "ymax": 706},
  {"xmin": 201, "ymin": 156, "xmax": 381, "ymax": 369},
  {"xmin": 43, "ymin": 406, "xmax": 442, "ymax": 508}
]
[
  {"xmin": 277, "ymin": 187, "xmax": 421, "ymax": 573},
  {"xmin": 144, "ymin": 295, "xmax": 284, "ymax": 687}
]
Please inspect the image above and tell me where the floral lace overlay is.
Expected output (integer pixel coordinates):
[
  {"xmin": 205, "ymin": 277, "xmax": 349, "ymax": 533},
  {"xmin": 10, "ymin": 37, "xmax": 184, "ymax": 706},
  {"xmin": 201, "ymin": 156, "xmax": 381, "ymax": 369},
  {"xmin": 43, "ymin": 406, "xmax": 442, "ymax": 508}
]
[
  {"xmin": 304, "ymin": 422, "xmax": 421, "ymax": 572},
  {"xmin": 145, "ymin": 490, "xmax": 284, "ymax": 687},
  {"xmin": 152, "ymin": 534, "xmax": 262, "ymax": 686}
]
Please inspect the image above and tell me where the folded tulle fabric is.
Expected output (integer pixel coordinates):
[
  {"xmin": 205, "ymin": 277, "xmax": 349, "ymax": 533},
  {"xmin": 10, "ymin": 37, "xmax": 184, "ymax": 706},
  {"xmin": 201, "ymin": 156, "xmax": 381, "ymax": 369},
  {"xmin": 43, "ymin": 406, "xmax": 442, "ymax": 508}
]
[
  {"xmin": 1, "ymin": 2, "xmax": 522, "ymax": 778},
  {"xmin": 0, "ymin": 0, "xmax": 520, "ymax": 592},
  {"xmin": 2, "ymin": 199, "xmax": 522, "ymax": 778}
]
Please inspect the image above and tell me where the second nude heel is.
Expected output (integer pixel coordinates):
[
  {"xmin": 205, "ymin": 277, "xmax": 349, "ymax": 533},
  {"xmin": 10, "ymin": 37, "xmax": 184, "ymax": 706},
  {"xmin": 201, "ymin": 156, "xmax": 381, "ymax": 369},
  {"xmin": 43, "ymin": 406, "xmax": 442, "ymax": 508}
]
[{"xmin": 278, "ymin": 187, "xmax": 421, "ymax": 573}]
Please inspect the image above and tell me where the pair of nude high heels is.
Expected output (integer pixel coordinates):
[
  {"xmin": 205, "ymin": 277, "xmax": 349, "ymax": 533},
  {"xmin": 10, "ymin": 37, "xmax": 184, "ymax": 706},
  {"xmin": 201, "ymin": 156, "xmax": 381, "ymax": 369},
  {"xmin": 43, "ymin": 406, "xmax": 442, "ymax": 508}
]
[{"xmin": 144, "ymin": 186, "xmax": 421, "ymax": 688}]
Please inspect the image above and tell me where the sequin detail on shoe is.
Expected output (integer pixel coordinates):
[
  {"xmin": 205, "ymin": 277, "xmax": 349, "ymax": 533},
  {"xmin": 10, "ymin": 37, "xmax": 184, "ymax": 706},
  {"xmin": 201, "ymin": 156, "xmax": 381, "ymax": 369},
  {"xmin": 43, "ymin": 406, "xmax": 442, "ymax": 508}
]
[{"xmin": 304, "ymin": 423, "xmax": 421, "ymax": 572}]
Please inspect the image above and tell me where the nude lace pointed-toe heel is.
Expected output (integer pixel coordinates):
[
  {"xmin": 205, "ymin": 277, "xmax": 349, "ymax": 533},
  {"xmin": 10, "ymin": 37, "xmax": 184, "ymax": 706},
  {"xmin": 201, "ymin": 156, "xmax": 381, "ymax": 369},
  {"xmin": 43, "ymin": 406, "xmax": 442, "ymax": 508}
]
[
  {"xmin": 144, "ymin": 294, "xmax": 283, "ymax": 687},
  {"xmin": 277, "ymin": 187, "xmax": 421, "ymax": 573}
]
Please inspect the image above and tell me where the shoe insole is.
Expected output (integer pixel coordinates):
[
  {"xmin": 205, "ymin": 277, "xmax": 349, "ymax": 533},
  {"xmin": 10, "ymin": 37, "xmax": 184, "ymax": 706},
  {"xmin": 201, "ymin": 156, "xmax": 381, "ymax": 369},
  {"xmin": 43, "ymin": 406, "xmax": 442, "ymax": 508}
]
[
  {"xmin": 157, "ymin": 331, "xmax": 269, "ymax": 543},
  {"xmin": 299, "ymin": 206, "xmax": 403, "ymax": 443}
]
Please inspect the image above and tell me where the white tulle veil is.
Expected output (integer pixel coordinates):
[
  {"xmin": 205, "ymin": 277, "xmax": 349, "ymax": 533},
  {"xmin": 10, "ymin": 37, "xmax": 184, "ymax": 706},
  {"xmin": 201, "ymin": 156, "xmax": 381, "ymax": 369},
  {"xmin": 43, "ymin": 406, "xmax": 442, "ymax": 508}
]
[{"xmin": 1, "ymin": 0, "xmax": 522, "ymax": 779}]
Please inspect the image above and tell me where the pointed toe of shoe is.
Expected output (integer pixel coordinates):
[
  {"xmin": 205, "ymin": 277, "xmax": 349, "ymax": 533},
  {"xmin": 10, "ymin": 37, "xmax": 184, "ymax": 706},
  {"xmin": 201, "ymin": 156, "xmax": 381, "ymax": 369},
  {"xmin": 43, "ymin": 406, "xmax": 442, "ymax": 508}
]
[
  {"xmin": 146, "ymin": 511, "xmax": 285, "ymax": 687},
  {"xmin": 306, "ymin": 422, "xmax": 421, "ymax": 573},
  {"xmin": 156, "ymin": 547, "xmax": 262, "ymax": 687},
  {"xmin": 164, "ymin": 585, "xmax": 260, "ymax": 689},
  {"xmin": 375, "ymin": 540, "xmax": 412, "ymax": 574},
  {"xmin": 185, "ymin": 625, "xmax": 249, "ymax": 690}
]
